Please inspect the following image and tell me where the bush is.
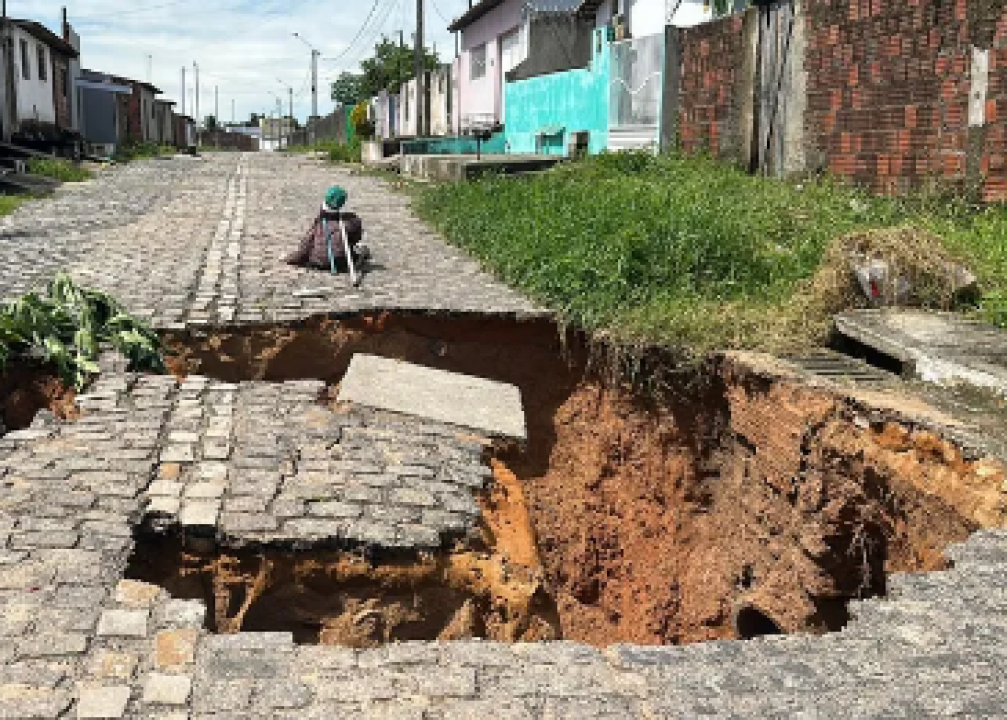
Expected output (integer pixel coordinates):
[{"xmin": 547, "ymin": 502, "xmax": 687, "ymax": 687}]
[
  {"xmin": 351, "ymin": 102, "xmax": 374, "ymax": 140},
  {"xmin": 114, "ymin": 142, "xmax": 174, "ymax": 163},
  {"xmin": 328, "ymin": 138, "xmax": 362, "ymax": 164},
  {"xmin": 28, "ymin": 157, "xmax": 92, "ymax": 182}
]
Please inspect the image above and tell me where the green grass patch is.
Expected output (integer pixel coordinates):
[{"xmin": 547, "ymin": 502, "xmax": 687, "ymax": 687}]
[
  {"xmin": 114, "ymin": 142, "xmax": 176, "ymax": 163},
  {"xmin": 0, "ymin": 195, "xmax": 25, "ymax": 216},
  {"xmin": 416, "ymin": 151, "xmax": 1007, "ymax": 354},
  {"xmin": 27, "ymin": 157, "xmax": 92, "ymax": 182}
]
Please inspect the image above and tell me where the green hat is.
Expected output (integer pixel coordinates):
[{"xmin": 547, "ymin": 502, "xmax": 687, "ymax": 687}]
[{"xmin": 323, "ymin": 185, "xmax": 347, "ymax": 211}]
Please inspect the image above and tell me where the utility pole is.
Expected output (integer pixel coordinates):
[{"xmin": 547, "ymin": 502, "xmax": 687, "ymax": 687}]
[
  {"xmin": 288, "ymin": 86, "xmax": 293, "ymax": 148},
  {"xmin": 193, "ymin": 61, "xmax": 200, "ymax": 145},
  {"xmin": 414, "ymin": 0, "xmax": 425, "ymax": 137},
  {"xmin": 214, "ymin": 85, "xmax": 219, "ymax": 148},
  {"xmin": 232, "ymin": 98, "xmax": 235, "ymax": 124},
  {"xmin": 180, "ymin": 66, "xmax": 186, "ymax": 116},
  {"xmin": 147, "ymin": 54, "xmax": 152, "ymax": 82}
]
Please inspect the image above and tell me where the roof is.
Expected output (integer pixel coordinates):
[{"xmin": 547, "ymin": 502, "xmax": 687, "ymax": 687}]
[
  {"xmin": 109, "ymin": 74, "xmax": 162, "ymax": 95},
  {"xmin": 154, "ymin": 98, "xmax": 177, "ymax": 106},
  {"xmin": 447, "ymin": 0, "xmax": 580, "ymax": 32},
  {"xmin": 9, "ymin": 19, "xmax": 79, "ymax": 58}
]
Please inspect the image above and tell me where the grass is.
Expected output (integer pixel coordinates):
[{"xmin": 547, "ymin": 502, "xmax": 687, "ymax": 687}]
[
  {"xmin": 0, "ymin": 195, "xmax": 25, "ymax": 216},
  {"xmin": 27, "ymin": 157, "xmax": 92, "ymax": 182},
  {"xmin": 114, "ymin": 142, "xmax": 176, "ymax": 163},
  {"xmin": 286, "ymin": 138, "xmax": 362, "ymax": 164},
  {"xmin": 416, "ymin": 151, "xmax": 1007, "ymax": 355}
]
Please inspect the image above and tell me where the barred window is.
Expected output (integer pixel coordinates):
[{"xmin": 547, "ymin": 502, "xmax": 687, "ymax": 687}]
[{"xmin": 470, "ymin": 43, "xmax": 486, "ymax": 81}]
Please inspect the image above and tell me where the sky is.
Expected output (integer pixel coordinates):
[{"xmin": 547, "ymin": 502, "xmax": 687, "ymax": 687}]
[{"xmin": 19, "ymin": 0, "xmax": 473, "ymax": 123}]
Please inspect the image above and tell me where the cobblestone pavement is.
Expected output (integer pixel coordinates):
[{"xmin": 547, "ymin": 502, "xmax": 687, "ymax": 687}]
[
  {"xmin": 2, "ymin": 156, "xmax": 1007, "ymax": 717},
  {"xmin": 0, "ymin": 372, "xmax": 1003, "ymax": 718},
  {"xmin": 0, "ymin": 153, "xmax": 541, "ymax": 327}
]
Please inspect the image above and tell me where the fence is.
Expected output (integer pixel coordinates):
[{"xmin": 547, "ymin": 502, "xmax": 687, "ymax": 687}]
[
  {"xmin": 609, "ymin": 33, "xmax": 665, "ymax": 152},
  {"xmin": 662, "ymin": 0, "xmax": 1007, "ymax": 202}
]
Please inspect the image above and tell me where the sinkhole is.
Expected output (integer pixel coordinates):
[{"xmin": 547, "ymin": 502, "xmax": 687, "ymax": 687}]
[{"xmin": 128, "ymin": 313, "xmax": 1002, "ymax": 647}]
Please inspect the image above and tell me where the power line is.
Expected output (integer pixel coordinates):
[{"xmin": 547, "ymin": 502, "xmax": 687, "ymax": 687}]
[
  {"xmin": 430, "ymin": 0, "xmax": 450, "ymax": 24},
  {"xmin": 324, "ymin": 0, "xmax": 383, "ymax": 65}
]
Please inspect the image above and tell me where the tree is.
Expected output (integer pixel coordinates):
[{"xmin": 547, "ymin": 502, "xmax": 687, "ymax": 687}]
[
  {"xmin": 332, "ymin": 72, "xmax": 364, "ymax": 105},
  {"xmin": 330, "ymin": 36, "xmax": 440, "ymax": 105},
  {"xmin": 358, "ymin": 36, "xmax": 439, "ymax": 98},
  {"xmin": 204, "ymin": 115, "xmax": 218, "ymax": 131}
]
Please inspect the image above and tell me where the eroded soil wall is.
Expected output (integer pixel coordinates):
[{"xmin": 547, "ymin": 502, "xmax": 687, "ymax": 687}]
[{"xmin": 158, "ymin": 314, "xmax": 1005, "ymax": 647}]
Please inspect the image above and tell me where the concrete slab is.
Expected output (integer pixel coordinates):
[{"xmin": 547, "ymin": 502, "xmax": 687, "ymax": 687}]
[
  {"xmin": 835, "ymin": 310, "xmax": 1007, "ymax": 394},
  {"xmin": 400, "ymin": 154, "xmax": 561, "ymax": 181},
  {"xmin": 338, "ymin": 354, "xmax": 527, "ymax": 441}
]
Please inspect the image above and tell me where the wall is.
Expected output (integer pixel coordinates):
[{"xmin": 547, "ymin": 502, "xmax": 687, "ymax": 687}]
[
  {"xmin": 628, "ymin": 0, "xmax": 667, "ymax": 38},
  {"xmin": 664, "ymin": 0, "xmax": 1007, "ymax": 201},
  {"xmin": 52, "ymin": 54, "xmax": 71, "ymax": 129},
  {"xmin": 504, "ymin": 27, "xmax": 611, "ymax": 155},
  {"xmin": 457, "ymin": 0, "xmax": 524, "ymax": 127},
  {"xmin": 12, "ymin": 26, "xmax": 56, "ymax": 125},
  {"xmin": 429, "ymin": 65, "xmax": 452, "ymax": 136},
  {"xmin": 803, "ymin": 0, "xmax": 975, "ymax": 197},
  {"xmin": 398, "ymin": 77, "xmax": 419, "ymax": 137},
  {"xmin": 672, "ymin": 10, "xmax": 756, "ymax": 163}
]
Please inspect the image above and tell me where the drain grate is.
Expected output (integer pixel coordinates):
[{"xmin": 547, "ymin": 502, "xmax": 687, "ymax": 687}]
[{"xmin": 784, "ymin": 350, "xmax": 899, "ymax": 385}]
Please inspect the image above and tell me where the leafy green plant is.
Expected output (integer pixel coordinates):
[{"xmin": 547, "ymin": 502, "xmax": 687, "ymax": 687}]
[
  {"xmin": 28, "ymin": 157, "xmax": 92, "ymax": 182},
  {"xmin": 328, "ymin": 138, "xmax": 362, "ymax": 164},
  {"xmin": 114, "ymin": 142, "xmax": 175, "ymax": 163},
  {"xmin": 0, "ymin": 274, "xmax": 166, "ymax": 390}
]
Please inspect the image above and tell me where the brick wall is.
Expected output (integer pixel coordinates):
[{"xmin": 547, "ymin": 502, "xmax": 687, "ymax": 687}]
[
  {"xmin": 666, "ymin": 0, "xmax": 1007, "ymax": 202},
  {"xmin": 676, "ymin": 14, "xmax": 752, "ymax": 161}
]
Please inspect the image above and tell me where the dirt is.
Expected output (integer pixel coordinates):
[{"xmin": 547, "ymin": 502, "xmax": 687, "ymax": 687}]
[
  {"xmin": 155, "ymin": 313, "xmax": 1006, "ymax": 648},
  {"xmin": 0, "ymin": 359, "xmax": 78, "ymax": 431},
  {"xmin": 513, "ymin": 356, "xmax": 1001, "ymax": 646}
]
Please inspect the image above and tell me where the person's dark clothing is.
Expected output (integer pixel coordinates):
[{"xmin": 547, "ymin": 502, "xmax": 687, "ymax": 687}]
[{"xmin": 285, "ymin": 210, "xmax": 363, "ymax": 270}]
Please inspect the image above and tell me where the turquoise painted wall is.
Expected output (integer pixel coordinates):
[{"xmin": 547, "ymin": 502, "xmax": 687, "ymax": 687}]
[
  {"xmin": 400, "ymin": 132, "xmax": 506, "ymax": 156},
  {"xmin": 504, "ymin": 29, "xmax": 611, "ymax": 156}
]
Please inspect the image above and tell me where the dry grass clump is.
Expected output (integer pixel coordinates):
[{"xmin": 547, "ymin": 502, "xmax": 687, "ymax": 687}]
[{"xmin": 763, "ymin": 227, "xmax": 976, "ymax": 351}]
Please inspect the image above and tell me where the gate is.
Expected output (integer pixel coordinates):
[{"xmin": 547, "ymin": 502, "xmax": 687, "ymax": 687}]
[
  {"xmin": 756, "ymin": 0, "xmax": 796, "ymax": 175},
  {"xmin": 608, "ymin": 33, "xmax": 665, "ymax": 152}
]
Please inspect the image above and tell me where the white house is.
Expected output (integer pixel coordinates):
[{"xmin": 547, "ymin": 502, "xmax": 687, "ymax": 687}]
[{"xmin": 2, "ymin": 19, "xmax": 79, "ymax": 140}]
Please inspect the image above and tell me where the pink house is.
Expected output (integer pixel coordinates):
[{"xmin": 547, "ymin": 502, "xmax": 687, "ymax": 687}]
[{"xmin": 448, "ymin": 0, "xmax": 531, "ymax": 134}]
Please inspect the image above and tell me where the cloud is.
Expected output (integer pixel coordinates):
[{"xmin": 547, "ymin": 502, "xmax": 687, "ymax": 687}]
[{"xmin": 20, "ymin": 0, "xmax": 473, "ymax": 122}]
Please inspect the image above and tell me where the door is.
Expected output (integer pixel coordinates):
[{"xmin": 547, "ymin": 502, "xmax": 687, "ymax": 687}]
[{"xmin": 756, "ymin": 0, "xmax": 796, "ymax": 175}]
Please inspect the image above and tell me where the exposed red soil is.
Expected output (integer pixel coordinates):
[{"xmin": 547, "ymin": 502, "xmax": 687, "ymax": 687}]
[
  {"xmin": 157, "ymin": 314, "xmax": 1005, "ymax": 648},
  {"xmin": 512, "ymin": 357, "xmax": 1001, "ymax": 646},
  {"xmin": 0, "ymin": 360, "xmax": 79, "ymax": 431}
]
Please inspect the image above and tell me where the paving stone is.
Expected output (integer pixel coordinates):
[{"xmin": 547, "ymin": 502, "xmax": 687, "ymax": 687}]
[
  {"xmin": 75, "ymin": 684, "xmax": 131, "ymax": 719},
  {"xmin": 142, "ymin": 673, "xmax": 191, "ymax": 706},
  {"xmin": 96, "ymin": 610, "xmax": 148, "ymax": 639}
]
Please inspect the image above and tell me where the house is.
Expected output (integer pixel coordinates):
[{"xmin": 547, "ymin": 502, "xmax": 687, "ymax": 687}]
[
  {"xmin": 77, "ymin": 69, "xmax": 132, "ymax": 157},
  {"xmin": 173, "ymin": 114, "xmax": 196, "ymax": 150},
  {"xmin": 111, "ymin": 76, "xmax": 161, "ymax": 145},
  {"xmin": 0, "ymin": 18, "xmax": 80, "ymax": 149},
  {"xmin": 154, "ymin": 99, "xmax": 175, "ymax": 145}
]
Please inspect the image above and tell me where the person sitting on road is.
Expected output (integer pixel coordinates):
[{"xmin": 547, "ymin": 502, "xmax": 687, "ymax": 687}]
[{"xmin": 285, "ymin": 185, "xmax": 370, "ymax": 272}]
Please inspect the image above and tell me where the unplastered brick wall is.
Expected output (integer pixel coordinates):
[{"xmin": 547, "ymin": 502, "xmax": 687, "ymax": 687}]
[
  {"xmin": 676, "ymin": 13, "xmax": 753, "ymax": 161},
  {"xmin": 803, "ymin": 0, "xmax": 978, "ymax": 196},
  {"xmin": 667, "ymin": 0, "xmax": 1007, "ymax": 201}
]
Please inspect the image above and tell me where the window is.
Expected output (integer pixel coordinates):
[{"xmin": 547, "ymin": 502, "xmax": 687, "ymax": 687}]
[
  {"xmin": 470, "ymin": 42, "xmax": 486, "ymax": 81},
  {"xmin": 37, "ymin": 45, "xmax": 47, "ymax": 82},
  {"xmin": 20, "ymin": 39, "xmax": 29, "ymax": 80},
  {"xmin": 61, "ymin": 68, "xmax": 69, "ymax": 99}
]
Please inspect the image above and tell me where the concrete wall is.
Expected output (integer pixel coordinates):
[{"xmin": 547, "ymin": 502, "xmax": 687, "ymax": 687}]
[
  {"xmin": 63, "ymin": 24, "xmax": 81, "ymax": 132},
  {"xmin": 12, "ymin": 26, "xmax": 56, "ymax": 125},
  {"xmin": 504, "ymin": 27, "xmax": 611, "ymax": 155},
  {"xmin": 398, "ymin": 77, "xmax": 419, "ymax": 138}
]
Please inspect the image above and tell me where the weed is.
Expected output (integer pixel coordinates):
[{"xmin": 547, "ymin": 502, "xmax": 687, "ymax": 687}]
[
  {"xmin": 416, "ymin": 151, "xmax": 1007, "ymax": 354},
  {"xmin": 0, "ymin": 274, "xmax": 166, "ymax": 390},
  {"xmin": 28, "ymin": 157, "xmax": 92, "ymax": 182}
]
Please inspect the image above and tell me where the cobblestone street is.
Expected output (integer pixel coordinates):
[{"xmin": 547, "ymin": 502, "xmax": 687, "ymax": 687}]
[
  {"xmin": 0, "ymin": 155, "xmax": 1005, "ymax": 718},
  {"xmin": 0, "ymin": 153, "xmax": 541, "ymax": 327}
]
